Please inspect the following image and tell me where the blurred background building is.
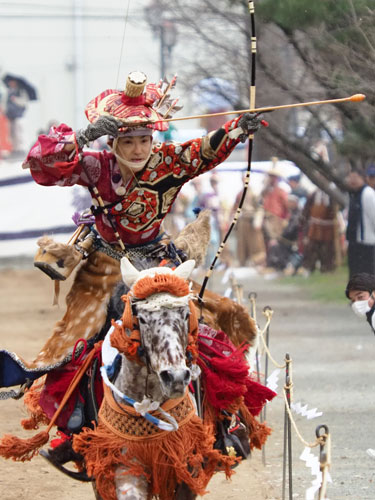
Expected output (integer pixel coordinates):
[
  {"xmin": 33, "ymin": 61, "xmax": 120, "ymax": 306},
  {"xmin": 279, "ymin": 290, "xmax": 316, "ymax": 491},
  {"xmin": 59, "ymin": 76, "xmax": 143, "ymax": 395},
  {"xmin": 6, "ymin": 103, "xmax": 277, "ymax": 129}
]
[{"xmin": 0, "ymin": 0, "xmax": 191, "ymax": 147}]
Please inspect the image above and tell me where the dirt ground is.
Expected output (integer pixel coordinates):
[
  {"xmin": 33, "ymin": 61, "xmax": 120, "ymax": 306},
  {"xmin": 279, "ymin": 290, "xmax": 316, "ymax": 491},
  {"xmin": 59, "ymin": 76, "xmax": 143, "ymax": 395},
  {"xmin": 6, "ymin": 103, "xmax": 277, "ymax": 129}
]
[{"xmin": 0, "ymin": 263, "xmax": 374, "ymax": 499}]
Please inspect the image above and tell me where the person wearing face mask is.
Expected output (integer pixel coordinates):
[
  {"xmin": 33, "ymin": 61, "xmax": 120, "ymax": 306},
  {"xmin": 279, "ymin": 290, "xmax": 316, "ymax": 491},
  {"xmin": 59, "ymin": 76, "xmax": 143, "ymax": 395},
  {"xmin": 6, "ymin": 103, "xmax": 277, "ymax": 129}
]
[
  {"xmin": 345, "ymin": 272, "xmax": 375, "ymax": 459},
  {"xmin": 345, "ymin": 272, "xmax": 375, "ymax": 334}
]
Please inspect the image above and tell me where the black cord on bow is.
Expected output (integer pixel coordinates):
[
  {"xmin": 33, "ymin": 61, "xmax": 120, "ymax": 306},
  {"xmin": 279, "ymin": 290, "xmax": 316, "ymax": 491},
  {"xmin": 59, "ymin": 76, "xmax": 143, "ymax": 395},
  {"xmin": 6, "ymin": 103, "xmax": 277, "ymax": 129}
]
[{"xmin": 197, "ymin": 0, "xmax": 257, "ymax": 315}]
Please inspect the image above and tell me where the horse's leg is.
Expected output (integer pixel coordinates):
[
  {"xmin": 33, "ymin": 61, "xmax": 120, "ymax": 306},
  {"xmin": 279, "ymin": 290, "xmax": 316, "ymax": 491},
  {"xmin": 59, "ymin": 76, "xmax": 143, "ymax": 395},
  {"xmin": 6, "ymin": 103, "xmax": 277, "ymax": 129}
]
[
  {"xmin": 174, "ymin": 482, "xmax": 197, "ymax": 500},
  {"xmin": 115, "ymin": 466, "xmax": 148, "ymax": 500},
  {"xmin": 91, "ymin": 469, "xmax": 148, "ymax": 500}
]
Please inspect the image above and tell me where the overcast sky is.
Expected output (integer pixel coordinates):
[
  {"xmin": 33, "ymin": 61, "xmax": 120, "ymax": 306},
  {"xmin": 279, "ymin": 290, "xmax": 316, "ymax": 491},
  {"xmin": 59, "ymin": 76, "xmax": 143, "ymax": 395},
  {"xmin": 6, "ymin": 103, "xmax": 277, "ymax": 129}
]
[{"xmin": 0, "ymin": 1, "xmax": 174, "ymax": 142}]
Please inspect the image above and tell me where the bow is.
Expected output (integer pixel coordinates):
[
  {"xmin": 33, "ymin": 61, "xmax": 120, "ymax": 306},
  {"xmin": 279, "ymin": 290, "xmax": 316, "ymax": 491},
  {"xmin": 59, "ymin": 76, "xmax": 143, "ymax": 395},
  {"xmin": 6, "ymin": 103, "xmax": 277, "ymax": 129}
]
[{"xmin": 197, "ymin": 0, "xmax": 257, "ymax": 305}]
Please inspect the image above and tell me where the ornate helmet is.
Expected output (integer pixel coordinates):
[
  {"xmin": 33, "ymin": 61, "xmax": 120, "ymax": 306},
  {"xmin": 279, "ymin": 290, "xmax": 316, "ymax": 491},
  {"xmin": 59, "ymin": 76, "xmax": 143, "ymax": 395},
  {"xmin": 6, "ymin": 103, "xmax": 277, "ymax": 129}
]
[{"xmin": 85, "ymin": 71, "xmax": 181, "ymax": 132}]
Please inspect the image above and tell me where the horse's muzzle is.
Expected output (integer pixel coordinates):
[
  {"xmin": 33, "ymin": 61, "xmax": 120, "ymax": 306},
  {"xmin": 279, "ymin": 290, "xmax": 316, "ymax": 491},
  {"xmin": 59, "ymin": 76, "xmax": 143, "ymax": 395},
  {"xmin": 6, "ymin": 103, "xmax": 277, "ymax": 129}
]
[{"xmin": 159, "ymin": 368, "xmax": 191, "ymax": 397}]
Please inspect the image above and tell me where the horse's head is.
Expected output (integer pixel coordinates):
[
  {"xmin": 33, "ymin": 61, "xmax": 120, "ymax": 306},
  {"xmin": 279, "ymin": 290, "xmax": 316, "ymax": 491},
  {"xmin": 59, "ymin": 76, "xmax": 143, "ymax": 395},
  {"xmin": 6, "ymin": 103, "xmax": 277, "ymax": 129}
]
[{"xmin": 119, "ymin": 257, "xmax": 197, "ymax": 399}]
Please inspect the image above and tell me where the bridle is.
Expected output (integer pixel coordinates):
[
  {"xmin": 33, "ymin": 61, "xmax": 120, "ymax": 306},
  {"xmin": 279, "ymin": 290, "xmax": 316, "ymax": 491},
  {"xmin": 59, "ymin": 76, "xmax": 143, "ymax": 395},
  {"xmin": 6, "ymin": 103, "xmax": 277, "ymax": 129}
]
[
  {"xmin": 109, "ymin": 289, "xmax": 199, "ymax": 370},
  {"xmin": 100, "ymin": 274, "xmax": 200, "ymax": 432}
]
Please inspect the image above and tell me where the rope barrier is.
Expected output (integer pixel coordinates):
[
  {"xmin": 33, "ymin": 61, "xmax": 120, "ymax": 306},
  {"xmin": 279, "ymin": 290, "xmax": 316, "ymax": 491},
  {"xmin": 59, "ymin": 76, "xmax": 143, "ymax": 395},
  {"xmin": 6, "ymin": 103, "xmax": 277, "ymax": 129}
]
[
  {"xmin": 281, "ymin": 387, "xmax": 322, "ymax": 449},
  {"xmin": 258, "ymin": 308, "xmax": 286, "ymax": 369},
  {"xmin": 248, "ymin": 293, "xmax": 257, "ymax": 323},
  {"xmin": 241, "ymin": 285, "xmax": 332, "ymax": 499}
]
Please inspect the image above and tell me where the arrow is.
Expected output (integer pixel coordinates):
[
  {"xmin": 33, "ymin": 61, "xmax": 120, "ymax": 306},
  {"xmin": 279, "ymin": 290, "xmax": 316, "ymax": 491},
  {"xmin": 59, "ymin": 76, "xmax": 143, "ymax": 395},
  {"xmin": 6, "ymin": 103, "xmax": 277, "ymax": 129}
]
[
  {"xmin": 160, "ymin": 93, "xmax": 366, "ymax": 123},
  {"xmin": 112, "ymin": 93, "xmax": 365, "ymax": 128}
]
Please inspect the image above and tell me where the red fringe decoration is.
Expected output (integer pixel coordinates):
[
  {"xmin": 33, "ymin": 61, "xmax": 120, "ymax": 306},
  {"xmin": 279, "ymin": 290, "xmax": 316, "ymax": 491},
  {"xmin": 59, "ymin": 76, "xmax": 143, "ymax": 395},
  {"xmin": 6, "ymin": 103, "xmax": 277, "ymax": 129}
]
[
  {"xmin": 73, "ymin": 414, "xmax": 235, "ymax": 500},
  {"xmin": 0, "ymin": 431, "xmax": 49, "ymax": 462},
  {"xmin": 197, "ymin": 327, "xmax": 275, "ymax": 456},
  {"xmin": 21, "ymin": 381, "xmax": 50, "ymax": 430},
  {"xmin": 239, "ymin": 404, "xmax": 273, "ymax": 450},
  {"xmin": 110, "ymin": 320, "xmax": 143, "ymax": 365},
  {"xmin": 109, "ymin": 294, "xmax": 144, "ymax": 364},
  {"xmin": 198, "ymin": 344, "xmax": 249, "ymax": 412},
  {"xmin": 244, "ymin": 377, "xmax": 277, "ymax": 417},
  {"xmin": 198, "ymin": 330, "xmax": 276, "ymax": 417},
  {"xmin": 1, "ymin": 342, "xmax": 103, "ymax": 463}
]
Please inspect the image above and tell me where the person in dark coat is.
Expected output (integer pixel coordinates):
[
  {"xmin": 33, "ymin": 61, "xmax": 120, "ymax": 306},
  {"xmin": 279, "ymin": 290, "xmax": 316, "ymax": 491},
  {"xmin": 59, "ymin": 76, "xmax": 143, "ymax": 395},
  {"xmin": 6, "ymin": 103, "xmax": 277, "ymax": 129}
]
[{"xmin": 345, "ymin": 170, "xmax": 375, "ymax": 277}]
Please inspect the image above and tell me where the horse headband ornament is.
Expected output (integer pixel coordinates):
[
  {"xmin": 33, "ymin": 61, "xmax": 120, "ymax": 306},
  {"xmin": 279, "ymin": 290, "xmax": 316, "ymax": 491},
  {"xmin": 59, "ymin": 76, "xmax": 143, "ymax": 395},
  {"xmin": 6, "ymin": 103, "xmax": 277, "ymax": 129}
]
[
  {"xmin": 110, "ymin": 258, "xmax": 199, "ymax": 366},
  {"xmin": 84, "ymin": 71, "xmax": 182, "ymax": 133}
]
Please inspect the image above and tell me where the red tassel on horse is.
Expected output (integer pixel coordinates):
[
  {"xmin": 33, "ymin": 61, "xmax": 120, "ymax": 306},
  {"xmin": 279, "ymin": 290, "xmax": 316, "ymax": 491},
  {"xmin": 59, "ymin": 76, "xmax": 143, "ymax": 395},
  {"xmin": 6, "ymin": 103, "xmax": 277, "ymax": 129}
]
[{"xmin": 0, "ymin": 430, "xmax": 49, "ymax": 462}]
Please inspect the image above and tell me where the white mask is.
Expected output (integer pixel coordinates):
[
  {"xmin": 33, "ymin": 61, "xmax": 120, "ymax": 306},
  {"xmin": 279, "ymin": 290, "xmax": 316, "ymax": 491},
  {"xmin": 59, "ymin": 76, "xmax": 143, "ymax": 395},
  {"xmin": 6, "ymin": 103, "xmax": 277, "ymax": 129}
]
[
  {"xmin": 114, "ymin": 154, "xmax": 150, "ymax": 172},
  {"xmin": 112, "ymin": 137, "xmax": 152, "ymax": 172},
  {"xmin": 351, "ymin": 299, "xmax": 371, "ymax": 318}
]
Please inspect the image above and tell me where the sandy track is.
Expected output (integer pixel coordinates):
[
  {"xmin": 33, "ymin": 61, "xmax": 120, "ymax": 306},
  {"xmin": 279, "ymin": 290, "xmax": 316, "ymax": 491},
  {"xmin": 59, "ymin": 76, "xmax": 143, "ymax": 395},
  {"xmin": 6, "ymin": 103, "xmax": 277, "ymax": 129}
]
[{"xmin": 0, "ymin": 267, "xmax": 278, "ymax": 499}]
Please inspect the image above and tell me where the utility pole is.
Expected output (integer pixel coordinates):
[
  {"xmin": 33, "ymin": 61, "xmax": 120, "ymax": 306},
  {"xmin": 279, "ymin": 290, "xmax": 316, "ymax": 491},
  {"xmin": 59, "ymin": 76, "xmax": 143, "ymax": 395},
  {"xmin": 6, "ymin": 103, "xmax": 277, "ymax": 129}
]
[{"xmin": 145, "ymin": 2, "xmax": 178, "ymax": 79}]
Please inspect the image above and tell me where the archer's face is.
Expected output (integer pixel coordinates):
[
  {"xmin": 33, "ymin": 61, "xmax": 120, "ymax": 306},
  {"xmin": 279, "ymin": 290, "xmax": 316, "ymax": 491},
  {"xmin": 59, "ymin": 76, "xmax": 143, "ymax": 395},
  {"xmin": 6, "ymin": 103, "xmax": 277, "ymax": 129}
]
[{"xmin": 116, "ymin": 135, "xmax": 152, "ymax": 163}]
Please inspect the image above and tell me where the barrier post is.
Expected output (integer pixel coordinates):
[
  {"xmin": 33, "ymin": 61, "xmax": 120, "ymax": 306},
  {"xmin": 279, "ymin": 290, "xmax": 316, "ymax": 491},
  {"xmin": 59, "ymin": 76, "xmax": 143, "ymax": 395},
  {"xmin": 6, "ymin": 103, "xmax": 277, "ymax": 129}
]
[
  {"xmin": 248, "ymin": 292, "xmax": 267, "ymax": 465},
  {"xmin": 244, "ymin": 295, "xmax": 332, "ymax": 498},
  {"xmin": 316, "ymin": 424, "xmax": 331, "ymax": 500},
  {"xmin": 282, "ymin": 355, "xmax": 293, "ymax": 500},
  {"xmin": 262, "ymin": 306, "xmax": 272, "ymax": 421},
  {"xmin": 260, "ymin": 305, "xmax": 272, "ymax": 466}
]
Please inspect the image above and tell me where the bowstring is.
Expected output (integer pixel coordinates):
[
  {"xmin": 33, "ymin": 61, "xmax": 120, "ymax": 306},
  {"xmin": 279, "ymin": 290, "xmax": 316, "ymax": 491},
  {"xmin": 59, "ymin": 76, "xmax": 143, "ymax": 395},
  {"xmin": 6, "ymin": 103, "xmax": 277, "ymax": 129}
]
[
  {"xmin": 114, "ymin": 0, "xmax": 158, "ymax": 220},
  {"xmin": 197, "ymin": 0, "xmax": 257, "ymax": 308},
  {"xmin": 115, "ymin": 0, "xmax": 131, "ymax": 89}
]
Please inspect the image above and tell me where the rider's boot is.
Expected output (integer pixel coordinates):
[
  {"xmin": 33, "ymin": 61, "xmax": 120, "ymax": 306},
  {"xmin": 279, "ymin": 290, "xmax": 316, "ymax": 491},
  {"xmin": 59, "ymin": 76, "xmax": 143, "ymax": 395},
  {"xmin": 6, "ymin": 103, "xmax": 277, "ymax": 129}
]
[{"xmin": 40, "ymin": 439, "xmax": 92, "ymax": 482}]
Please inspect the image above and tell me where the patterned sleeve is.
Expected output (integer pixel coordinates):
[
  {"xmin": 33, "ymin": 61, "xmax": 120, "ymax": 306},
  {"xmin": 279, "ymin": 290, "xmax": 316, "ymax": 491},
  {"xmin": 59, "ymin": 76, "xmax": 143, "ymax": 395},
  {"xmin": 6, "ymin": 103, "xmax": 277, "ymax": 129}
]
[
  {"xmin": 159, "ymin": 116, "xmax": 244, "ymax": 179},
  {"xmin": 23, "ymin": 123, "xmax": 103, "ymax": 188}
]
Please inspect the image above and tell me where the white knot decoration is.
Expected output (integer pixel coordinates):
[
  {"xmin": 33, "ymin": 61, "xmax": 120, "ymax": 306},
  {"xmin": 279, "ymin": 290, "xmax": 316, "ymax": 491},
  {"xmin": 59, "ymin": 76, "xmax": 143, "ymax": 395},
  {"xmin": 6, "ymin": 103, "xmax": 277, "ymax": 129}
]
[{"xmin": 133, "ymin": 397, "xmax": 160, "ymax": 416}]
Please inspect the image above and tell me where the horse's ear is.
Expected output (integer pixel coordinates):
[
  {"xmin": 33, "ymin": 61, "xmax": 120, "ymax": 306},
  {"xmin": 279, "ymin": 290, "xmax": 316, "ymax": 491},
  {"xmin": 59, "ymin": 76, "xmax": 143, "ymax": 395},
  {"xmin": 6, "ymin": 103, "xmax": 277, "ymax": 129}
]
[
  {"xmin": 174, "ymin": 259, "xmax": 195, "ymax": 280},
  {"xmin": 120, "ymin": 257, "xmax": 140, "ymax": 288}
]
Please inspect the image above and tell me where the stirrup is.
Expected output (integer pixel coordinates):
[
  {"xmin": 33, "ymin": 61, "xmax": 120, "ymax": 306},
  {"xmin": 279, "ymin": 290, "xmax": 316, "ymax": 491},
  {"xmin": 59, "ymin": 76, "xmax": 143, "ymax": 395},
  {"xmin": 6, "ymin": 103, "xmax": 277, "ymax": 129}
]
[
  {"xmin": 40, "ymin": 449, "xmax": 92, "ymax": 482},
  {"xmin": 34, "ymin": 259, "xmax": 70, "ymax": 281},
  {"xmin": 34, "ymin": 242, "xmax": 83, "ymax": 281},
  {"xmin": 34, "ymin": 226, "xmax": 94, "ymax": 281}
]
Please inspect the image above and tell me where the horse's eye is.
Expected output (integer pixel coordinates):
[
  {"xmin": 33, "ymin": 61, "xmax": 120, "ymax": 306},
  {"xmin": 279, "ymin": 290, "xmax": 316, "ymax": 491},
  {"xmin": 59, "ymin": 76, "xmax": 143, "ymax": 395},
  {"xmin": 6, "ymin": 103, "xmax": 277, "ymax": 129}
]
[{"xmin": 138, "ymin": 316, "xmax": 146, "ymax": 325}]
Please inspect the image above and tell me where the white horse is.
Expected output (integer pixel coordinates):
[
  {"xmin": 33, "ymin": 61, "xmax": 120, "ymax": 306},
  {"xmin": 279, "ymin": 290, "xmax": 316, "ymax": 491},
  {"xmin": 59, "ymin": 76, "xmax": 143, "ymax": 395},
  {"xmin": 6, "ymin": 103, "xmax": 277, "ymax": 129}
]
[{"xmin": 73, "ymin": 257, "xmax": 233, "ymax": 500}]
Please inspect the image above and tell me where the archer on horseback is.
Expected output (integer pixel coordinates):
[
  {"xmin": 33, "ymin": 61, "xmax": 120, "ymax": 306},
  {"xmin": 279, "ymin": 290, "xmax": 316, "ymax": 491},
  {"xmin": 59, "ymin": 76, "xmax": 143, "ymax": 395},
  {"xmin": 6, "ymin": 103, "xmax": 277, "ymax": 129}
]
[
  {"xmin": 0, "ymin": 70, "xmax": 266, "ymax": 470},
  {"xmin": 19, "ymin": 70, "xmax": 264, "ymax": 366}
]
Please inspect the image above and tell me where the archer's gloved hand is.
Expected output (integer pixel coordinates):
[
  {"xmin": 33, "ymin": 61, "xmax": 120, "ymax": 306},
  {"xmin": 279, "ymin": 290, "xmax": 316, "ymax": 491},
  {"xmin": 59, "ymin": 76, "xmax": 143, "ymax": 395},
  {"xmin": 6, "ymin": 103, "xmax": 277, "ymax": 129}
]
[
  {"xmin": 238, "ymin": 113, "xmax": 263, "ymax": 142},
  {"xmin": 76, "ymin": 116, "xmax": 121, "ymax": 149}
]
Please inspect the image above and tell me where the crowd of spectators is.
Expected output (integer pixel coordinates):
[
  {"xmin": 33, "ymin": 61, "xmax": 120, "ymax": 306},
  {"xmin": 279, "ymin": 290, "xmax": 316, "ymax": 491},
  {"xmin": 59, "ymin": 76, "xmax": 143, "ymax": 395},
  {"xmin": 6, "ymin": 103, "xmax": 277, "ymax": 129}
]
[{"xmin": 164, "ymin": 159, "xmax": 375, "ymax": 278}]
